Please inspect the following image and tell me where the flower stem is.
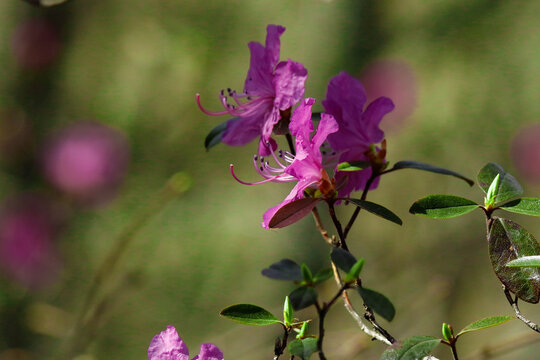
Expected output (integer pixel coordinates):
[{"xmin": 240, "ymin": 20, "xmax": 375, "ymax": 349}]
[{"xmin": 343, "ymin": 172, "xmax": 378, "ymax": 238}]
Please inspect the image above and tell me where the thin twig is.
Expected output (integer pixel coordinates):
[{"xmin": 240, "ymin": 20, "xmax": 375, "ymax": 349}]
[
  {"xmin": 503, "ymin": 286, "xmax": 540, "ymax": 333},
  {"xmin": 311, "ymin": 207, "xmax": 334, "ymax": 246}
]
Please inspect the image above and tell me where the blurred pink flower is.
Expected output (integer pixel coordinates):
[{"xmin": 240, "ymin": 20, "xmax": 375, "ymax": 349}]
[
  {"xmin": 11, "ymin": 18, "xmax": 61, "ymax": 70},
  {"xmin": 42, "ymin": 121, "xmax": 130, "ymax": 204},
  {"xmin": 197, "ymin": 24, "xmax": 307, "ymax": 155},
  {"xmin": 148, "ymin": 325, "xmax": 224, "ymax": 360},
  {"xmin": 360, "ymin": 59, "xmax": 417, "ymax": 132},
  {"xmin": 323, "ymin": 72, "xmax": 394, "ymax": 198},
  {"xmin": 0, "ymin": 194, "xmax": 63, "ymax": 289},
  {"xmin": 510, "ymin": 123, "xmax": 540, "ymax": 183}
]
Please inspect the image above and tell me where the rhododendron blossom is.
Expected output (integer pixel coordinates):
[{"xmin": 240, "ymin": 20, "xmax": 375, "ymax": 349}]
[
  {"xmin": 323, "ymin": 72, "xmax": 394, "ymax": 197},
  {"xmin": 148, "ymin": 325, "xmax": 223, "ymax": 360},
  {"xmin": 197, "ymin": 24, "xmax": 307, "ymax": 155},
  {"xmin": 231, "ymin": 98, "xmax": 338, "ymax": 228}
]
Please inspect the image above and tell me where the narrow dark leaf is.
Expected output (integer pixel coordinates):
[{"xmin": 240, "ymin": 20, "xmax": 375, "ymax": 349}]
[
  {"xmin": 506, "ymin": 256, "xmax": 540, "ymax": 268},
  {"xmin": 269, "ymin": 198, "xmax": 321, "ymax": 229},
  {"xmin": 204, "ymin": 120, "xmax": 229, "ymax": 150},
  {"xmin": 261, "ymin": 259, "xmax": 302, "ymax": 281},
  {"xmin": 347, "ymin": 198, "xmax": 402, "ymax": 225},
  {"xmin": 220, "ymin": 304, "xmax": 281, "ymax": 326},
  {"xmin": 456, "ymin": 316, "xmax": 513, "ymax": 337},
  {"xmin": 358, "ymin": 287, "xmax": 396, "ymax": 322},
  {"xmin": 488, "ymin": 217, "xmax": 540, "ymax": 303},
  {"xmin": 380, "ymin": 336, "xmax": 440, "ymax": 360},
  {"xmin": 289, "ymin": 286, "xmax": 318, "ymax": 311},
  {"xmin": 477, "ymin": 163, "xmax": 523, "ymax": 204},
  {"xmin": 331, "ymin": 248, "xmax": 357, "ymax": 273},
  {"xmin": 313, "ymin": 268, "xmax": 333, "ymax": 283},
  {"xmin": 336, "ymin": 161, "xmax": 371, "ymax": 172},
  {"xmin": 391, "ymin": 160, "xmax": 474, "ymax": 186},
  {"xmin": 288, "ymin": 338, "xmax": 318, "ymax": 360},
  {"xmin": 409, "ymin": 194, "xmax": 479, "ymax": 219},
  {"xmin": 500, "ymin": 198, "xmax": 540, "ymax": 217}
]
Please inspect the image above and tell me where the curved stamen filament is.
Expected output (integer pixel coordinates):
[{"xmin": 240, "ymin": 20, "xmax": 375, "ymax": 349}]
[
  {"xmin": 196, "ymin": 93, "xmax": 230, "ymax": 116},
  {"xmin": 230, "ymin": 164, "xmax": 286, "ymax": 185}
]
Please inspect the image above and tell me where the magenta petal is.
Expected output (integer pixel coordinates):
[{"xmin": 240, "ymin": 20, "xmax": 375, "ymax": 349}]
[
  {"xmin": 222, "ymin": 117, "xmax": 262, "ymax": 146},
  {"xmin": 312, "ymin": 113, "xmax": 338, "ymax": 151},
  {"xmin": 264, "ymin": 25, "xmax": 286, "ymax": 68},
  {"xmin": 273, "ymin": 60, "xmax": 307, "ymax": 110},
  {"xmin": 360, "ymin": 96, "xmax": 394, "ymax": 142},
  {"xmin": 322, "ymin": 72, "xmax": 367, "ymax": 123},
  {"xmin": 258, "ymin": 136, "xmax": 277, "ymax": 156},
  {"xmin": 148, "ymin": 326, "xmax": 189, "ymax": 360},
  {"xmin": 245, "ymin": 41, "xmax": 273, "ymax": 96},
  {"xmin": 289, "ymin": 98, "xmax": 315, "ymax": 139},
  {"xmin": 191, "ymin": 343, "xmax": 224, "ymax": 360}
]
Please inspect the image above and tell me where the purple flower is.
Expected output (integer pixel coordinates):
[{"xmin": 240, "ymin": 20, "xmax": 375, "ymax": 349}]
[
  {"xmin": 0, "ymin": 194, "xmax": 64, "ymax": 289},
  {"xmin": 231, "ymin": 98, "xmax": 338, "ymax": 228},
  {"xmin": 197, "ymin": 25, "xmax": 307, "ymax": 155},
  {"xmin": 148, "ymin": 325, "xmax": 223, "ymax": 360},
  {"xmin": 323, "ymin": 72, "xmax": 394, "ymax": 198},
  {"xmin": 42, "ymin": 121, "xmax": 130, "ymax": 205}
]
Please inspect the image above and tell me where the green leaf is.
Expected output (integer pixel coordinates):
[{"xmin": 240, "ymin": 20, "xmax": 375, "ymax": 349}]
[
  {"xmin": 488, "ymin": 218, "xmax": 540, "ymax": 303},
  {"xmin": 301, "ymin": 263, "xmax": 313, "ymax": 284},
  {"xmin": 289, "ymin": 287, "xmax": 318, "ymax": 311},
  {"xmin": 330, "ymin": 248, "xmax": 357, "ymax": 273},
  {"xmin": 313, "ymin": 268, "xmax": 333, "ymax": 284},
  {"xmin": 409, "ymin": 195, "xmax": 479, "ymax": 219},
  {"xmin": 220, "ymin": 304, "xmax": 281, "ymax": 326},
  {"xmin": 441, "ymin": 323, "xmax": 453, "ymax": 342},
  {"xmin": 336, "ymin": 161, "xmax": 371, "ymax": 172},
  {"xmin": 283, "ymin": 296, "xmax": 294, "ymax": 325},
  {"xmin": 261, "ymin": 259, "xmax": 302, "ymax": 281},
  {"xmin": 477, "ymin": 163, "xmax": 523, "ymax": 204},
  {"xmin": 506, "ymin": 256, "xmax": 540, "ymax": 268},
  {"xmin": 345, "ymin": 258, "xmax": 365, "ymax": 283},
  {"xmin": 390, "ymin": 161, "xmax": 474, "ymax": 186},
  {"xmin": 288, "ymin": 338, "xmax": 318, "ymax": 360},
  {"xmin": 269, "ymin": 198, "xmax": 322, "ymax": 229},
  {"xmin": 296, "ymin": 321, "xmax": 309, "ymax": 339},
  {"xmin": 347, "ymin": 199, "xmax": 402, "ymax": 225},
  {"xmin": 380, "ymin": 336, "xmax": 441, "ymax": 360},
  {"xmin": 358, "ymin": 287, "xmax": 396, "ymax": 322},
  {"xmin": 456, "ymin": 316, "xmax": 513, "ymax": 337},
  {"xmin": 485, "ymin": 174, "xmax": 501, "ymax": 207},
  {"xmin": 500, "ymin": 198, "xmax": 540, "ymax": 217},
  {"xmin": 204, "ymin": 120, "xmax": 229, "ymax": 150}
]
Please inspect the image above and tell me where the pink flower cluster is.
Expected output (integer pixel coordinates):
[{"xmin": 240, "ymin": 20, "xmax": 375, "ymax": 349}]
[{"xmin": 198, "ymin": 24, "xmax": 395, "ymax": 228}]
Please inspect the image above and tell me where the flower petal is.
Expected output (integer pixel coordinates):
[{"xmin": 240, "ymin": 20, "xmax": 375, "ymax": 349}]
[
  {"xmin": 273, "ymin": 60, "xmax": 307, "ymax": 110},
  {"xmin": 289, "ymin": 98, "xmax": 315, "ymax": 140},
  {"xmin": 222, "ymin": 117, "xmax": 263, "ymax": 146},
  {"xmin": 148, "ymin": 326, "xmax": 189, "ymax": 360},
  {"xmin": 359, "ymin": 96, "xmax": 394, "ymax": 143},
  {"xmin": 191, "ymin": 343, "xmax": 224, "ymax": 360}
]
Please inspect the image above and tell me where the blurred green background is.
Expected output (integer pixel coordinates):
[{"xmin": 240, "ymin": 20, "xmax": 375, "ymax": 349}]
[{"xmin": 1, "ymin": 0, "xmax": 540, "ymax": 359}]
